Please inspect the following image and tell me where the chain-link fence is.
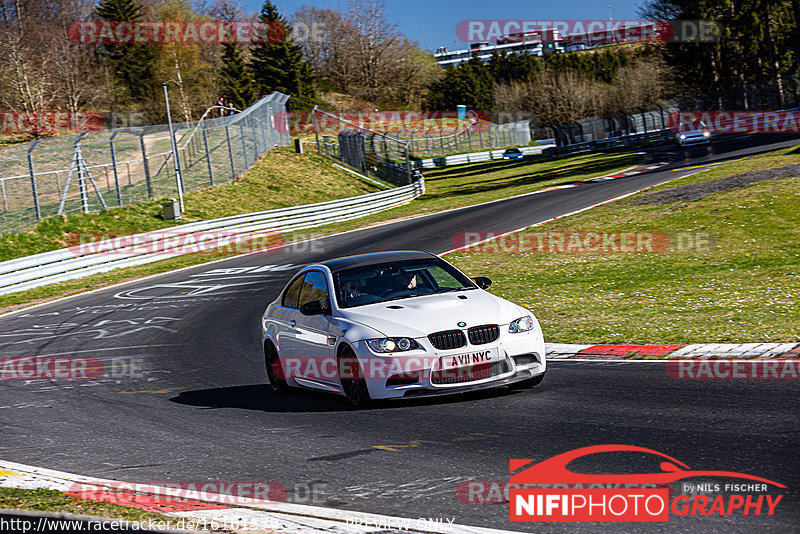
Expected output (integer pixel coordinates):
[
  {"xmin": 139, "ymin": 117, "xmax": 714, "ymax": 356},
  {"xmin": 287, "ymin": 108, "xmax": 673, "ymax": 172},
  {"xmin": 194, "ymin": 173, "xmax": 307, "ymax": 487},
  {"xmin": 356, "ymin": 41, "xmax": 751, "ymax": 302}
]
[
  {"xmin": 552, "ymin": 101, "xmax": 678, "ymax": 145},
  {"xmin": 0, "ymin": 92, "xmax": 291, "ymax": 234},
  {"xmin": 310, "ymin": 107, "xmax": 532, "ymax": 169},
  {"xmin": 403, "ymin": 120, "xmax": 530, "ymax": 158},
  {"xmin": 312, "ymin": 107, "xmax": 413, "ymax": 186},
  {"xmin": 551, "ymin": 75, "xmax": 800, "ymax": 146}
]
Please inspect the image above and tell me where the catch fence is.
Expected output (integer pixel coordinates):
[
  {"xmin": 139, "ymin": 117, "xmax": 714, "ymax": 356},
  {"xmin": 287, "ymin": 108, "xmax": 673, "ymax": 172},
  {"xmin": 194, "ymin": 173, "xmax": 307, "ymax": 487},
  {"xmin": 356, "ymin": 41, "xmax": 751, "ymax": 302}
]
[{"xmin": 0, "ymin": 92, "xmax": 291, "ymax": 234}]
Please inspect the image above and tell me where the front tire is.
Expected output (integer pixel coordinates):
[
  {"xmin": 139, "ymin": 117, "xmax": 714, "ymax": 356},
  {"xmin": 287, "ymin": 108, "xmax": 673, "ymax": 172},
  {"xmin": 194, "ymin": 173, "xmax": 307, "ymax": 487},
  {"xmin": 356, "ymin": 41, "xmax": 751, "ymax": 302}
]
[
  {"xmin": 338, "ymin": 346, "xmax": 371, "ymax": 408},
  {"xmin": 264, "ymin": 341, "xmax": 288, "ymax": 393},
  {"xmin": 509, "ymin": 372, "xmax": 545, "ymax": 390}
]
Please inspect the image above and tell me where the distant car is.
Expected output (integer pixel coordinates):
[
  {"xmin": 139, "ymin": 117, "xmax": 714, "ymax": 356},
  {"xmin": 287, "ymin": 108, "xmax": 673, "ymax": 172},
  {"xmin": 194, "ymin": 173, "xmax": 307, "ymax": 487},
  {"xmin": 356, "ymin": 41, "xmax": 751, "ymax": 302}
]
[
  {"xmin": 260, "ymin": 251, "xmax": 546, "ymax": 406},
  {"xmin": 503, "ymin": 148, "xmax": 524, "ymax": 159},
  {"xmin": 676, "ymin": 121, "xmax": 711, "ymax": 146}
]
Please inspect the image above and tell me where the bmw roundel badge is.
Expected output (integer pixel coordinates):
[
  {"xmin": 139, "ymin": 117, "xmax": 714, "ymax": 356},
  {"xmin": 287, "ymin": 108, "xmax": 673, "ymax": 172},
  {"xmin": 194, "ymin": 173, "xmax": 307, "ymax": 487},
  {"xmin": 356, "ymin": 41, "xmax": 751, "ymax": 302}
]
[{"xmin": 457, "ymin": 321, "xmax": 467, "ymax": 327}]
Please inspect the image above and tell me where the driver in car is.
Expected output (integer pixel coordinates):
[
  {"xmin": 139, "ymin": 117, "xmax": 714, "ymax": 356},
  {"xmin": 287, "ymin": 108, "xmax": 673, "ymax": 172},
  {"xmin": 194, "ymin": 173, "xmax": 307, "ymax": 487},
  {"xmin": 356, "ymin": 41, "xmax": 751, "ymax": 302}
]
[{"xmin": 341, "ymin": 279, "xmax": 363, "ymax": 305}]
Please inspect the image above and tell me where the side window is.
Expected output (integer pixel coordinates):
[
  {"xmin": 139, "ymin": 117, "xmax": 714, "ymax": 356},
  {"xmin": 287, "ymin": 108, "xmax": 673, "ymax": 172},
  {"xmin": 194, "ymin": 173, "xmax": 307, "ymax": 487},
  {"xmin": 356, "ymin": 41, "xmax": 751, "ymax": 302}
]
[
  {"xmin": 428, "ymin": 265, "xmax": 462, "ymax": 289},
  {"xmin": 282, "ymin": 275, "xmax": 304, "ymax": 308},
  {"xmin": 299, "ymin": 271, "xmax": 330, "ymax": 307}
]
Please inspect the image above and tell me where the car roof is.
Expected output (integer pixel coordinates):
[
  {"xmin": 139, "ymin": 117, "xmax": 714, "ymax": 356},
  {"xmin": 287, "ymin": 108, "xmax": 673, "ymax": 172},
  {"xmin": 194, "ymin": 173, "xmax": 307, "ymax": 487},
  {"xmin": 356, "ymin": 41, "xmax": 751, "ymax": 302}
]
[{"xmin": 318, "ymin": 250, "xmax": 437, "ymax": 272}]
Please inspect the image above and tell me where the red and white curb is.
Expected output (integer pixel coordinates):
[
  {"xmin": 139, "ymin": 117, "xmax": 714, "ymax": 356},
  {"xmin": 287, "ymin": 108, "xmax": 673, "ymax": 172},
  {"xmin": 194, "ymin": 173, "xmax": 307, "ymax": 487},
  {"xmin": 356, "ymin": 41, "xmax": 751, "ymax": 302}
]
[
  {"xmin": 545, "ymin": 342, "xmax": 800, "ymax": 360},
  {"xmin": 0, "ymin": 460, "xmax": 520, "ymax": 534},
  {"xmin": 535, "ymin": 160, "xmax": 672, "ymax": 192}
]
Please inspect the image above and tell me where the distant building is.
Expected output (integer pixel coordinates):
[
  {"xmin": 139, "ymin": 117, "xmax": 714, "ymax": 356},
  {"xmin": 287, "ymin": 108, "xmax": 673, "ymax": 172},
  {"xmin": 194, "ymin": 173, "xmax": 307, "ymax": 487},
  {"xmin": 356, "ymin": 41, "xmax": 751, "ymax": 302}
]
[{"xmin": 434, "ymin": 23, "xmax": 656, "ymax": 67}]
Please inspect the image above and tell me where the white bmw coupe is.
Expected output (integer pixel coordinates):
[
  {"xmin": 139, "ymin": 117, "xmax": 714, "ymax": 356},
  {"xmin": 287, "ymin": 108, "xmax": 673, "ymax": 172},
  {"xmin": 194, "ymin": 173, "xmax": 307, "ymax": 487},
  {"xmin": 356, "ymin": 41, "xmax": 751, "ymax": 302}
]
[{"xmin": 261, "ymin": 251, "xmax": 546, "ymax": 406}]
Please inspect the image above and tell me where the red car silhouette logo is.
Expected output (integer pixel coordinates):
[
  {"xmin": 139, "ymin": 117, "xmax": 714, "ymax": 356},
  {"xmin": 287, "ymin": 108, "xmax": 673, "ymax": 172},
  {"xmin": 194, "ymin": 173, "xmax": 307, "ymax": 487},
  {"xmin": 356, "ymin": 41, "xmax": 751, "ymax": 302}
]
[{"xmin": 510, "ymin": 444, "xmax": 785, "ymax": 487}]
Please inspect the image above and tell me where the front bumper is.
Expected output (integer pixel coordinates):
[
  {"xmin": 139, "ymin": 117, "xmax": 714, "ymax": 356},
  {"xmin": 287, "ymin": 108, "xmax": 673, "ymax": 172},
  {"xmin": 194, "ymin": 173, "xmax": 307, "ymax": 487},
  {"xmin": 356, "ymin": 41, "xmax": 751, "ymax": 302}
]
[
  {"xmin": 351, "ymin": 331, "xmax": 546, "ymax": 400},
  {"xmin": 677, "ymin": 135, "xmax": 711, "ymax": 146}
]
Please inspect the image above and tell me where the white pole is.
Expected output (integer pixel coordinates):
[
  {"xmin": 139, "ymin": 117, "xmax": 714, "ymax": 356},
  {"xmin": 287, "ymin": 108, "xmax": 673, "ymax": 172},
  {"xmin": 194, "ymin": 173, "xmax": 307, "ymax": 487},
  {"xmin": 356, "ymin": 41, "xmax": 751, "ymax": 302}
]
[{"xmin": 163, "ymin": 83, "xmax": 185, "ymax": 214}]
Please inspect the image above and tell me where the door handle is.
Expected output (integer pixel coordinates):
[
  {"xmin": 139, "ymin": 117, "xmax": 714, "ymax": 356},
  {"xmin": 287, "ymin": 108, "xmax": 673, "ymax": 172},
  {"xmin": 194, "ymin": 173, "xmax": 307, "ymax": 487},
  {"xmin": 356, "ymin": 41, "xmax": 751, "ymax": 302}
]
[{"xmin": 289, "ymin": 320, "xmax": 296, "ymax": 327}]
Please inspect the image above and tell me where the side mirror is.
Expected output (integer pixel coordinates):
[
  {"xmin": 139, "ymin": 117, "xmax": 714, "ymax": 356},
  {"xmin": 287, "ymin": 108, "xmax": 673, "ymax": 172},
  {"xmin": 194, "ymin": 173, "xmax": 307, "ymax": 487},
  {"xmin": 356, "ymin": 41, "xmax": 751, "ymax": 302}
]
[
  {"xmin": 300, "ymin": 299, "xmax": 328, "ymax": 316},
  {"xmin": 473, "ymin": 276, "xmax": 492, "ymax": 290}
]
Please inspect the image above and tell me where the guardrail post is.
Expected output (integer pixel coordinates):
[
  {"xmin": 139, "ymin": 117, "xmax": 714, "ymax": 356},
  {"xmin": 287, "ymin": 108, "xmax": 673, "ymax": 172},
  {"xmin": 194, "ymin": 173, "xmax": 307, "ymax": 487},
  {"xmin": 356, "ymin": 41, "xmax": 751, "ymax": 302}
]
[
  {"xmin": 259, "ymin": 113, "xmax": 268, "ymax": 154},
  {"xmin": 239, "ymin": 122, "xmax": 249, "ymax": 169},
  {"xmin": 139, "ymin": 126, "xmax": 153, "ymax": 198},
  {"xmin": 202, "ymin": 127, "xmax": 214, "ymax": 185},
  {"xmin": 26, "ymin": 139, "xmax": 41, "ymax": 220},
  {"xmin": 109, "ymin": 130, "xmax": 123, "ymax": 206},
  {"xmin": 225, "ymin": 125, "xmax": 236, "ymax": 180}
]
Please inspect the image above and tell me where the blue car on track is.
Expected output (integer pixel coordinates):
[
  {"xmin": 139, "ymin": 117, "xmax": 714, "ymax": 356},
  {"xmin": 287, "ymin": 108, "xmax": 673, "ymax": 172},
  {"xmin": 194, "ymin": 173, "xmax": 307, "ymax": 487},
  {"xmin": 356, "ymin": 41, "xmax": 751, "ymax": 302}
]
[{"xmin": 503, "ymin": 148, "xmax": 524, "ymax": 160}]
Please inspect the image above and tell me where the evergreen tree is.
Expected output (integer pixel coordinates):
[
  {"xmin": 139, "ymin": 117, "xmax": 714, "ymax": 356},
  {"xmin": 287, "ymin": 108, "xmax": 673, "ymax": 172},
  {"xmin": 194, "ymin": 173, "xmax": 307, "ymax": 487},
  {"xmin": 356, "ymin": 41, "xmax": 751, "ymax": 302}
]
[
  {"xmin": 95, "ymin": 0, "xmax": 157, "ymax": 105},
  {"xmin": 249, "ymin": 1, "xmax": 317, "ymax": 110},
  {"xmin": 219, "ymin": 43, "xmax": 256, "ymax": 110},
  {"xmin": 424, "ymin": 59, "xmax": 495, "ymax": 111}
]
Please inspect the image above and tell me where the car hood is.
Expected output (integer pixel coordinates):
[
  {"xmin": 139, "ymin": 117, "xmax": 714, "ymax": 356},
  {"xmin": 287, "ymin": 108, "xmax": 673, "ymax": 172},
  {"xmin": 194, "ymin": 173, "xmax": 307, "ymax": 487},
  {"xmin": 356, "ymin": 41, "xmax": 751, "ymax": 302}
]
[
  {"xmin": 337, "ymin": 290, "xmax": 526, "ymax": 338},
  {"xmin": 679, "ymin": 129, "xmax": 707, "ymax": 136}
]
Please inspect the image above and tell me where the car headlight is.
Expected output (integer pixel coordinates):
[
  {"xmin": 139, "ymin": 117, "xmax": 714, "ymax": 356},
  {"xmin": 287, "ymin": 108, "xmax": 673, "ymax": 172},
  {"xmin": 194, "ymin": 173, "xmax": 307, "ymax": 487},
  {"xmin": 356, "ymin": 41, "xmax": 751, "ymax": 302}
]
[
  {"xmin": 367, "ymin": 337, "xmax": 421, "ymax": 353},
  {"xmin": 679, "ymin": 134, "xmax": 686, "ymax": 139},
  {"xmin": 508, "ymin": 316, "xmax": 534, "ymax": 333},
  {"xmin": 702, "ymin": 130, "xmax": 710, "ymax": 137}
]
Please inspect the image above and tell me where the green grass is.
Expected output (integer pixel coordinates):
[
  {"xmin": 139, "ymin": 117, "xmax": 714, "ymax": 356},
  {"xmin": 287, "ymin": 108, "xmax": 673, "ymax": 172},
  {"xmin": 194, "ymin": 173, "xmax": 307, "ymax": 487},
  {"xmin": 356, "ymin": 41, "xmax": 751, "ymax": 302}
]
[
  {"xmin": 310, "ymin": 151, "xmax": 642, "ymax": 232},
  {"xmin": 446, "ymin": 145, "xmax": 800, "ymax": 344},
  {"xmin": 0, "ymin": 133, "xmax": 35, "ymax": 148},
  {"xmin": 0, "ymin": 487, "xmax": 172, "ymax": 523},
  {"xmin": 0, "ymin": 150, "xmax": 641, "ymax": 312},
  {"xmin": 0, "ymin": 147, "xmax": 384, "ymax": 262}
]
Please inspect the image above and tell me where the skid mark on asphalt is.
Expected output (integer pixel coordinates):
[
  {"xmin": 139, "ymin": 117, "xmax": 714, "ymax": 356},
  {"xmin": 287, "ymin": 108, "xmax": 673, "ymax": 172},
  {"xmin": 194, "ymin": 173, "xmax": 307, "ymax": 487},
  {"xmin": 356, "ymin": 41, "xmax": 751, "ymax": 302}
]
[
  {"xmin": 308, "ymin": 449, "xmax": 380, "ymax": 462},
  {"xmin": 0, "ymin": 318, "xmax": 180, "ymax": 347},
  {"xmin": 372, "ymin": 432, "xmax": 504, "ymax": 452},
  {"xmin": 343, "ymin": 476, "xmax": 473, "ymax": 500},
  {"xmin": 116, "ymin": 386, "xmax": 194, "ymax": 394}
]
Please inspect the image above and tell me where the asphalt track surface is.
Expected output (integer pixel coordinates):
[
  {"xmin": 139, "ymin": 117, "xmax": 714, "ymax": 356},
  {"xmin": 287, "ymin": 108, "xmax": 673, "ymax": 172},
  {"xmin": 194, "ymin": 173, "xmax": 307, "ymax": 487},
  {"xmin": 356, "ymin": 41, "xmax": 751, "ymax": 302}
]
[{"xmin": 1, "ymin": 134, "xmax": 798, "ymax": 533}]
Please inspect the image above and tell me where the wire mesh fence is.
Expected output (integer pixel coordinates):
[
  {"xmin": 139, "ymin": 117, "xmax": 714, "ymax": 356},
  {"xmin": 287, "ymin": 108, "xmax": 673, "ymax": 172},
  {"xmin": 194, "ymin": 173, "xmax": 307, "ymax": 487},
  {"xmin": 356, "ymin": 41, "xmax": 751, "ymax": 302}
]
[
  {"xmin": 310, "ymin": 107, "xmax": 532, "ymax": 170},
  {"xmin": 312, "ymin": 107, "xmax": 413, "ymax": 186},
  {"xmin": 551, "ymin": 75, "xmax": 800, "ymax": 146},
  {"xmin": 0, "ymin": 92, "xmax": 291, "ymax": 234}
]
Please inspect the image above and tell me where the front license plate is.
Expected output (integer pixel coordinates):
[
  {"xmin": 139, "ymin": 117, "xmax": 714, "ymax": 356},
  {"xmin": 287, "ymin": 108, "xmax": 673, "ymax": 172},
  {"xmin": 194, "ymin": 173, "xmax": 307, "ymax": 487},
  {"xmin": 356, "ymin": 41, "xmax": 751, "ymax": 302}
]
[{"xmin": 441, "ymin": 347, "xmax": 500, "ymax": 370}]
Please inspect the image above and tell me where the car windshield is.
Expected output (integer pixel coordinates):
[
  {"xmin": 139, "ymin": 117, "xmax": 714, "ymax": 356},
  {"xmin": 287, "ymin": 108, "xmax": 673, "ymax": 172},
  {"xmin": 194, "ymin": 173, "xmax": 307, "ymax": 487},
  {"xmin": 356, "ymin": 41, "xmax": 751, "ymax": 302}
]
[{"xmin": 333, "ymin": 258, "xmax": 476, "ymax": 308}]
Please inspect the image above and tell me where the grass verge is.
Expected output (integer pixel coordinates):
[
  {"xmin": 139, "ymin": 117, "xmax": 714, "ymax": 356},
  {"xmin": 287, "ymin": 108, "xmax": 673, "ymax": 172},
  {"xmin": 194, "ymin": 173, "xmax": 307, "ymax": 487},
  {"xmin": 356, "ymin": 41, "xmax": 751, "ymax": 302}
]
[
  {"xmin": 0, "ymin": 147, "xmax": 385, "ymax": 262},
  {"xmin": 0, "ymin": 151, "xmax": 641, "ymax": 313},
  {"xmin": 446, "ymin": 145, "xmax": 800, "ymax": 344},
  {"xmin": 0, "ymin": 487, "xmax": 172, "ymax": 524}
]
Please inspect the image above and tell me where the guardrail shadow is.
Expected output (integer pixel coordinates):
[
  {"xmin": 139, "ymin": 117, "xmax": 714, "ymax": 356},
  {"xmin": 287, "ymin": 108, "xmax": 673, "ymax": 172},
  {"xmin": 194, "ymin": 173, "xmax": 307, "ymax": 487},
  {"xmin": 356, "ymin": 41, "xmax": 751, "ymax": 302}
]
[{"xmin": 169, "ymin": 383, "xmax": 521, "ymax": 413}]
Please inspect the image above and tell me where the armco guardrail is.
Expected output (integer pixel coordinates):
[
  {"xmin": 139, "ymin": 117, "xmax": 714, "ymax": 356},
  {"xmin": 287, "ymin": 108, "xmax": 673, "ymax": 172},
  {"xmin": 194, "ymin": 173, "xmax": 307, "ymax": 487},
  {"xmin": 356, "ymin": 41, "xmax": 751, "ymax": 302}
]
[
  {"xmin": 0, "ymin": 178, "xmax": 425, "ymax": 296},
  {"xmin": 413, "ymin": 144, "xmax": 555, "ymax": 169}
]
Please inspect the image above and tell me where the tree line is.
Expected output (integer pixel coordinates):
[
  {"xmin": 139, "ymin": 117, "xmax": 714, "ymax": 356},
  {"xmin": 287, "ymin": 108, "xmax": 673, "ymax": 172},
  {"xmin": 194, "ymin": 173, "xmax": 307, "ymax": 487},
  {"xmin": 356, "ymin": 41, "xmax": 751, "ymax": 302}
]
[
  {"xmin": 0, "ymin": 0, "xmax": 435, "ymax": 126},
  {"xmin": 0, "ymin": 0, "xmax": 796, "ymax": 131}
]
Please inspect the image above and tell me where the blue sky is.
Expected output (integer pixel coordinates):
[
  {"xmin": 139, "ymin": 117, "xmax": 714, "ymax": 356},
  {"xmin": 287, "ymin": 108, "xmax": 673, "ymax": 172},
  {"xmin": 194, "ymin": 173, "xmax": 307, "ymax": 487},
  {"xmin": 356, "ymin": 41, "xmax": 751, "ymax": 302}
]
[{"xmin": 244, "ymin": 1, "xmax": 647, "ymax": 51}]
